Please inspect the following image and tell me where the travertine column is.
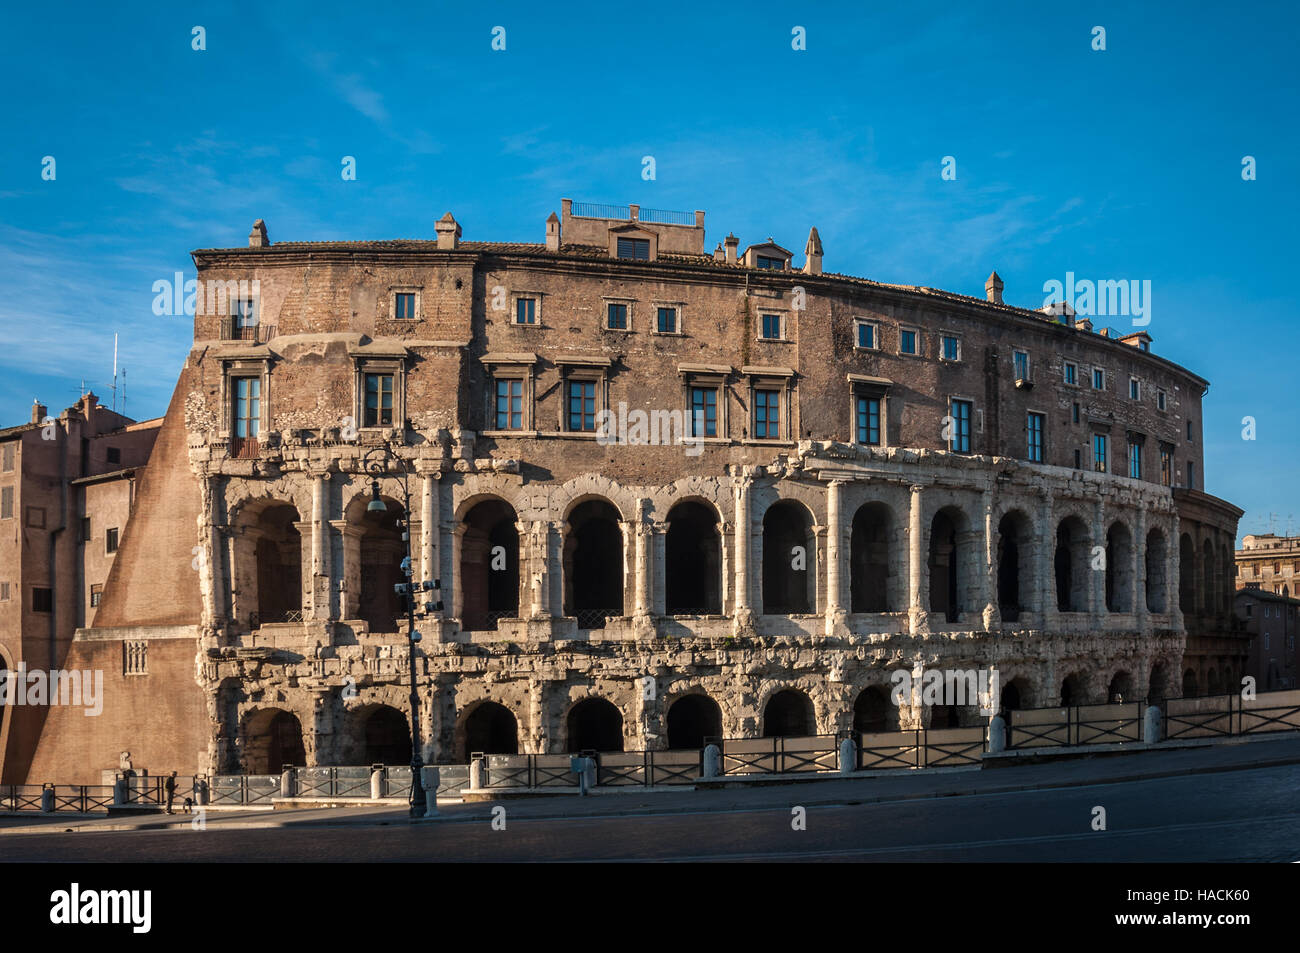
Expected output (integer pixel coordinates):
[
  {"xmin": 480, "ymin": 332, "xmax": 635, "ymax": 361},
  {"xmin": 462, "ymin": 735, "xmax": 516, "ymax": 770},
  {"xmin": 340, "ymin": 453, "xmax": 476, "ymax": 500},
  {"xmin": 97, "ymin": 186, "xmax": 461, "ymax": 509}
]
[
  {"xmin": 633, "ymin": 500, "xmax": 653, "ymax": 623},
  {"xmin": 420, "ymin": 471, "xmax": 439, "ymax": 586},
  {"xmin": 1038, "ymin": 489, "xmax": 1056, "ymax": 625},
  {"xmin": 203, "ymin": 474, "xmax": 226, "ymax": 627},
  {"xmin": 1092, "ymin": 499, "xmax": 1106, "ymax": 616},
  {"xmin": 907, "ymin": 484, "xmax": 927, "ymax": 634},
  {"xmin": 651, "ymin": 520, "xmax": 667, "ymax": 617},
  {"xmin": 734, "ymin": 477, "xmax": 752, "ymax": 612},
  {"xmin": 1170, "ymin": 511, "xmax": 1184, "ymax": 629},
  {"xmin": 451, "ymin": 523, "xmax": 467, "ymax": 622},
  {"xmin": 527, "ymin": 520, "xmax": 550, "ymax": 618},
  {"xmin": 825, "ymin": 480, "xmax": 846, "ymax": 634},
  {"xmin": 981, "ymin": 487, "xmax": 999, "ymax": 631},
  {"xmin": 311, "ymin": 473, "xmax": 332, "ymax": 620},
  {"xmin": 1135, "ymin": 502, "xmax": 1148, "ymax": 623}
]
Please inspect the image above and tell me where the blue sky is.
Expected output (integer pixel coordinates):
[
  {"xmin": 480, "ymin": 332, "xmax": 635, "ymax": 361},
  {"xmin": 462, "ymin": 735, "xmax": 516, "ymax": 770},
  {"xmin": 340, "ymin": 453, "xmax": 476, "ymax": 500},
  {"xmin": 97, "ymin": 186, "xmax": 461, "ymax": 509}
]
[{"xmin": 1, "ymin": 1, "xmax": 1295, "ymax": 537}]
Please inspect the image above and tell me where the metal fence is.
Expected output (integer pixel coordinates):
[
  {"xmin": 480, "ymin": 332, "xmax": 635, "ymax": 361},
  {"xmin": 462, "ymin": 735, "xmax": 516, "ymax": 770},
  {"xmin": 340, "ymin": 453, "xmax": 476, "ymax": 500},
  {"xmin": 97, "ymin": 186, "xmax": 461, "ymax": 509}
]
[
  {"xmin": 211, "ymin": 774, "xmax": 280, "ymax": 806},
  {"xmin": 1164, "ymin": 689, "xmax": 1300, "ymax": 740},
  {"xmin": 569, "ymin": 202, "xmax": 630, "ymax": 220},
  {"xmin": 1007, "ymin": 702, "xmax": 1145, "ymax": 749}
]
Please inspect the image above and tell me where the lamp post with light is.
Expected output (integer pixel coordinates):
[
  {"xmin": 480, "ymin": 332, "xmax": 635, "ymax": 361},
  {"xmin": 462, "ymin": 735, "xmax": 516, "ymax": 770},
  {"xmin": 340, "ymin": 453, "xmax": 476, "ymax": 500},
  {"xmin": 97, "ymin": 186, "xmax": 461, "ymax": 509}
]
[{"xmin": 361, "ymin": 445, "xmax": 441, "ymax": 819}]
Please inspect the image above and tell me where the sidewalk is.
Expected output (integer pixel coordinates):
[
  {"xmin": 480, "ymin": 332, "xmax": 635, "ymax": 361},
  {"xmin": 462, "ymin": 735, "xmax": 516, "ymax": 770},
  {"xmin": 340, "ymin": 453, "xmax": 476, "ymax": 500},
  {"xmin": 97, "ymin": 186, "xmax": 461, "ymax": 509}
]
[{"xmin": 3, "ymin": 731, "xmax": 1299, "ymax": 836}]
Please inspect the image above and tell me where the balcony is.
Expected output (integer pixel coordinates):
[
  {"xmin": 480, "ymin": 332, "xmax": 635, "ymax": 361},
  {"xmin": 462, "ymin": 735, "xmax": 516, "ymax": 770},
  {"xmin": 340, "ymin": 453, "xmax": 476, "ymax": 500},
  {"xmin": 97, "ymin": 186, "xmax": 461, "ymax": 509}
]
[{"xmin": 222, "ymin": 316, "xmax": 276, "ymax": 343}]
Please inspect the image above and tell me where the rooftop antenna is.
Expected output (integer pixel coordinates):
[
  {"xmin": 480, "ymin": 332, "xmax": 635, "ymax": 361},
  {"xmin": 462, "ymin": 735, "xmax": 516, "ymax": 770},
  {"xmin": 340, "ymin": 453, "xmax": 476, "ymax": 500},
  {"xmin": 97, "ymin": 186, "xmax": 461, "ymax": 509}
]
[
  {"xmin": 121, "ymin": 367, "xmax": 127, "ymax": 419},
  {"xmin": 110, "ymin": 333, "xmax": 118, "ymax": 412}
]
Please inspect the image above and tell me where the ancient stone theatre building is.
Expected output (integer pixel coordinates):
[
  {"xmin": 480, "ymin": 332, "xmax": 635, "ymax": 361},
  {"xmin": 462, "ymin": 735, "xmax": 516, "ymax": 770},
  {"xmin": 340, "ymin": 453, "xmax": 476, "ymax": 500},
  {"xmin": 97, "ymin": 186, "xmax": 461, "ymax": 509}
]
[{"xmin": 15, "ymin": 198, "xmax": 1242, "ymax": 783}]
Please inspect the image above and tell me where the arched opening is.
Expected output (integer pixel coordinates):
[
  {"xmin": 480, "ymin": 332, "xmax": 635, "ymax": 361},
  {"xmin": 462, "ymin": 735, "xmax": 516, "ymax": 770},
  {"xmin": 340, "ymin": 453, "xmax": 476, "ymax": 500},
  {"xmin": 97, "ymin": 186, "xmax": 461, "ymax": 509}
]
[
  {"xmin": 763, "ymin": 690, "xmax": 815, "ymax": 737},
  {"xmin": 243, "ymin": 708, "xmax": 306, "ymax": 774},
  {"xmin": 363, "ymin": 706, "xmax": 412, "ymax": 765},
  {"xmin": 850, "ymin": 502, "xmax": 891, "ymax": 612},
  {"xmin": 461, "ymin": 499, "xmax": 520, "ymax": 631},
  {"xmin": 665, "ymin": 502, "xmax": 721, "ymax": 614},
  {"xmin": 1055, "ymin": 516, "xmax": 1091, "ymax": 613},
  {"xmin": 762, "ymin": 501, "xmax": 814, "ymax": 614},
  {"xmin": 567, "ymin": 697, "xmax": 623, "ymax": 752},
  {"xmin": 1182, "ymin": 669, "xmax": 1197, "ymax": 697},
  {"xmin": 1148, "ymin": 663, "xmax": 1169, "ymax": 704},
  {"xmin": 1179, "ymin": 534, "xmax": 1196, "ymax": 614},
  {"xmin": 563, "ymin": 500, "xmax": 624, "ymax": 629},
  {"xmin": 997, "ymin": 510, "xmax": 1033, "ymax": 621},
  {"xmin": 1201, "ymin": 539, "xmax": 1216, "ymax": 616},
  {"xmin": 1145, "ymin": 529, "xmax": 1168, "ymax": 613},
  {"xmin": 461, "ymin": 702, "xmax": 519, "ymax": 759},
  {"xmin": 852, "ymin": 686, "xmax": 891, "ymax": 733},
  {"xmin": 665, "ymin": 694, "xmax": 723, "ymax": 749},
  {"xmin": 1108, "ymin": 671, "xmax": 1133, "ymax": 703},
  {"xmin": 1106, "ymin": 521, "xmax": 1133, "ymax": 613},
  {"xmin": 929, "ymin": 506, "xmax": 971, "ymax": 623},
  {"xmin": 1220, "ymin": 544, "xmax": 1234, "ymax": 615},
  {"xmin": 251, "ymin": 503, "xmax": 302, "ymax": 626},
  {"xmin": 1001, "ymin": 678, "xmax": 1030, "ymax": 715},
  {"xmin": 928, "ymin": 705, "xmax": 960, "ymax": 729},
  {"xmin": 351, "ymin": 495, "xmax": 406, "ymax": 633},
  {"xmin": 1059, "ymin": 673, "xmax": 1084, "ymax": 707},
  {"xmin": 1206, "ymin": 667, "xmax": 1221, "ymax": 695}
]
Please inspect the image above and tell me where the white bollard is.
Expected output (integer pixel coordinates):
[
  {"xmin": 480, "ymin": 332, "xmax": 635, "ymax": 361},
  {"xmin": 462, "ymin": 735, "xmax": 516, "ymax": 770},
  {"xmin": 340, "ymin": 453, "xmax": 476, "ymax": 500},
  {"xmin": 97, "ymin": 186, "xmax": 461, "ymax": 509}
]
[
  {"xmin": 420, "ymin": 765, "xmax": 440, "ymax": 817},
  {"xmin": 370, "ymin": 766, "xmax": 384, "ymax": 799},
  {"xmin": 280, "ymin": 768, "xmax": 294, "ymax": 799},
  {"xmin": 987, "ymin": 715, "xmax": 1007, "ymax": 754},
  {"xmin": 1143, "ymin": 705, "xmax": 1163, "ymax": 744},
  {"xmin": 838, "ymin": 737, "xmax": 856, "ymax": 775},
  {"xmin": 41, "ymin": 785, "xmax": 55, "ymax": 813},
  {"xmin": 702, "ymin": 744, "xmax": 721, "ymax": 779},
  {"xmin": 469, "ymin": 757, "xmax": 485, "ymax": 791}
]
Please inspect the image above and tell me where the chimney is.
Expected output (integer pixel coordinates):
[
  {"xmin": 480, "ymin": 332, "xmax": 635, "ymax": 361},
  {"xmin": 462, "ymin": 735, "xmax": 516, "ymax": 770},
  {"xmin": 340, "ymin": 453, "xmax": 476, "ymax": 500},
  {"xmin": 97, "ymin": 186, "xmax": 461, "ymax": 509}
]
[
  {"xmin": 31, "ymin": 400, "xmax": 47, "ymax": 424},
  {"xmin": 249, "ymin": 219, "xmax": 269, "ymax": 248},
  {"xmin": 724, "ymin": 233, "xmax": 739, "ymax": 264},
  {"xmin": 545, "ymin": 212, "xmax": 561, "ymax": 252},
  {"xmin": 80, "ymin": 391, "xmax": 99, "ymax": 420},
  {"xmin": 435, "ymin": 212, "xmax": 461, "ymax": 250},
  {"xmin": 629, "ymin": 204, "xmax": 640, "ymax": 221},
  {"xmin": 985, "ymin": 270, "xmax": 1004, "ymax": 305},
  {"xmin": 713, "ymin": 242, "xmax": 725, "ymax": 262},
  {"xmin": 803, "ymin": 227, "xmax": 823, "ymax": 275}
]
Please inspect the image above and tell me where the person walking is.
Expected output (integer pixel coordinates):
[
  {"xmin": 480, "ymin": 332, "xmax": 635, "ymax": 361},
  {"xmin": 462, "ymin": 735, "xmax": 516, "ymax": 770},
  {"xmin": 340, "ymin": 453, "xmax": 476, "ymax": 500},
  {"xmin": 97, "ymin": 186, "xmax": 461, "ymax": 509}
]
[{"xmin": 165, "ymin": 771, "xmax": 178, "ymax": 814}]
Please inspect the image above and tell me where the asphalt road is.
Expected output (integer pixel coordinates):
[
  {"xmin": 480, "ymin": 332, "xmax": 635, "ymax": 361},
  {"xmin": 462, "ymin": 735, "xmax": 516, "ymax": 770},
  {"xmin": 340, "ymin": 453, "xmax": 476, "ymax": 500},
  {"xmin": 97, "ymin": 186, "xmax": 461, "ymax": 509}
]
[{"xmin": 4, "ymin": 761, "xmax": 1298, "ymax": 862}]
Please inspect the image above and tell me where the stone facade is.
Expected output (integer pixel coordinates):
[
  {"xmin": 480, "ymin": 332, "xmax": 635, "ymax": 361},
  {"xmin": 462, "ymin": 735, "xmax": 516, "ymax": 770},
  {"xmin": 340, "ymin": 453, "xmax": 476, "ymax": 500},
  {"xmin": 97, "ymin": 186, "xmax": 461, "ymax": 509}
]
[{"xmin": 13, "ymin": 199, "xmax": 1243, "ymax": 783}]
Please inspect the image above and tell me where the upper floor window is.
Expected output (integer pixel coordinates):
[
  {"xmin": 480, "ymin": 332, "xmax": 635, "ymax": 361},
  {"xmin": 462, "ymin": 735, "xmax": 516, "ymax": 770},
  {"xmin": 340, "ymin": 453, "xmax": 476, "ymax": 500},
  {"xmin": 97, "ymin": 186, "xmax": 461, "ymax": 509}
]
[
  {"xmin": 0, "ymin": 581, "xmax": 8, "ymax": 601},
  {"xmin": 567, "ymin": 380, "xmax": 596, "ymax": 432},
  {"xmin": 1014, "ymin": 351, "xmax": 1030, "ymax": 381},
  {"xmin": 32, "ymin": 587, "xmax": 52, "ymax": 613},
  {"xmin": 1072, "ymin": 402, "xmax": 1080, "ymax": 424},
  {"xmin": 1092, "ymin": 368, "xmax": 1106, "ymax": 390},
  {"xmin": 900, "ymin": 328, "xmax": 918, "ymax": 355},
  {"xmin": 690, "ymin": 386, "xmax": 718, "ymax": 437},
  {"xmin": 81, "ymin": 517, "xmax": 91, "ymax": 541},
  {"xmin": 1092, "ymin": 433, "xmax": 1108, "ymax": 472},
  {"xmin": 756, "ymin": 255, "xmax": 785, "ymax": 270},
  {"xmin": 616, "ymin": 237, "xmax": 650, "ymax": 260},
  {"xmin": 394, "ymin": 292, "xmax": 417, "ymax": 319},
  {"xmin": 1157, "ymin": 389, "xmax": 1167, "ymax": 411},
  {"xmin": 233, "ymin": 297, "xmax": 257, "ymax": 328},
  {"xmin": 949, "ymin": 399, "xmax": 972, "ymax": 454},
  {"xmin": 90, "ymin": 583, "xmax": 103, "ymax": 608},
  {"xmin": 106, "ymin": 527, "xmax": 119, "ymax": 554},
  {"xmin": 363, "ymin": 373, "xmax": 394, "ymax": 427},
  {"xmin": 656, "ymin": 307, "xmax": 678, "ymax": 334},
  {"xmin": 606, "ymin": 302, "xmax": 629, "ymax": 331},
  {"xmin": 1128, "ymin": 440, "xmax": 1142, "ymax": 479},
  {"xmin": 856, "ymin": 395, "xmax": 881, "ymax": 446},
  {"xmin": 495, "ymin": 379, "xmax": 523, "ymax": 431},
  {"xmin": 1187, "ymin": 420, "xmax": 1194, "ymax": 441},
  {"xmin": 1064, "ymin": 362, "xmax": 1077, "ymax": 385},
  {"xmin": 233, "ymin": 377, "xmax": 261, "ymax": 439},
  {"xmin": 940, "ymin": 335, "xmax": 960, "ymax": 362},
  {"xmin": 754, "ymin": 389, "xmax": 781, "ymax": 439},
  {"xmin": 1187, "ymin": 461, "xmax": 1195, "ymax": 490},
  {"xmin": 1027, "ymin": 412, "xmax": 1045, "ymax": 463},
  {"xmin": 760, "ymin": 313, "xmax": 782, "ymax": 340},
  {"xmin": 106, "ymin": 446, "xmax": 120, "ymax": 465},
  {"xmin": 855, "ymin": 321, "xmax": 877, "ymax": 349},
  {"xmin": 1129, "ymin": 377, "xmax": 1141, "ymax": 400},
  {"xmin": 515, "ymin": 297, "xmax": 537, "ymax": 325},
  {"xmin": 0, "ymin": 486, "xmax": 12, "ymax": 520},
  {"xmin": 1, "ymin": 443, "xmax": 13, "ymax": 471}
]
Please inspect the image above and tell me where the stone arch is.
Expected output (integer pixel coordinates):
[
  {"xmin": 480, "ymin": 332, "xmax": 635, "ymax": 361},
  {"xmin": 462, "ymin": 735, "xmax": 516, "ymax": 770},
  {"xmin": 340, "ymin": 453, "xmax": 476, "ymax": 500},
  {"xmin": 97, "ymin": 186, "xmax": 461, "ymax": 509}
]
[
  {"xmin": 343, "ymin": 490, "xmax": 408, "ymax": 633},
  {"xmin": 928, "ymin": 504, "xmax": 975, "ymax": 623},
  {"xmin": 850, "ymin": 501, "xmax": 893, "ymax": 612},
  {"xmin": 762, "ymin": 688, "xmax": 815, "ymax": 737},
  {"xmin": 357, "ymin": 704, "xmax": 412, "ymax": 765},
  {"xmin": 1105, "ymin": 520, "xmax": 1134, "ymax": 613},
  {"xmin": 1179, "ymin": 533, "xmax": 1196, "ymax": 614},
  {"xmin": 1147, "ymin": 661, "xmax": 1171, "ymax": 704},
  {"xmin": 456, "ymin": 700, "xmax": 520, "ymax": 760},
  {"xmin": 997, "ymin": 508, "xmax": 1034, "ymax": 621},
  {"xmin": 852, "ymin": 685, "xmax": 892, "ymax": 733},
  {"xmin": 460, "ymin": 497, "xmax": 520, "ymax": 631},
  {"xmin": 1000, "ymin": 676, "xmax": 1033, "ymax": 714},
  {"xmin": 1182, "ymin": 668, "xmax": 1198, "ymax": 698},
  {"xmin": 562, "ymin": 498, "xmax": 624, "ymax": 628},
  {"xmin": 761, "ymin": 499, "xmax": 815, "ymax": 614},
  {"xmin": 230, "ymin": 497, "xmax": 303, "ymax": 629},
  {"xmin": 566, "ymin": 696, "xmax": 624, "ymax": 752},
  {"xmin": 1107, "ymin": 670, "xmax": 1134, "ymax": 703},
  {"xmin": 665, "ymin": 499, "xmax": 722, "ymax": 614},
  {"xmin": 241, "ymin": 707, "xmax": 306, "ymax": 774},
  {"xmin": 551, "ymin": 474, "xmax": 633, "ymax": 525},
  {"xmin": 1206, "ymin": 667, "xmax": 1221, "ymax": 695},
  {"xmin": 665, "ymin": 693, "xmax": 723, "ymax": 749},
  {"xmin": 1201, "ymin": 538, "xmax": 1216, "ymax": 615},
  {"xmin": 1145, "ymin": 527, "xmax": 1168, "ymax": 613},
  {"xmin": 1059, "ymin": 671, "xmax": 1087, "ymax": 707},
  {"xmin": 1055, "ymin": 515, "xmax": 1091, "ymax": 613}
]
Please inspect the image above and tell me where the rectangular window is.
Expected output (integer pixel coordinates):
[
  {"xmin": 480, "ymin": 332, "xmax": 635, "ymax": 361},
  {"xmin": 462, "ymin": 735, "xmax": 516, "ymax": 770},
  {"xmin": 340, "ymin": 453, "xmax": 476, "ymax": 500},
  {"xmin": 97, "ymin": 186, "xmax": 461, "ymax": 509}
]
[
  {"xmin": 567, "ymin": 380, "xmax": 596, "ymax": 432},
  {"xmin": 0, "ymin": 581, "xmax": 8, "ymax": 601},
  {"xmin": 756, "ymin": 255, "xmax": 785, "ymax": 270},
  {"xmin": 495, "ymin": 379, "xmax": 523, "ymax": 431},
  {"xmin": 760, "ymin": 314, "xmax": 782, "ymax": 340},
  {"xmin": 1027, "ymin": 412, "xmax": 1045, "ymax": 463},
  {"xmin": 395, "ymin": 292, "xmax": 416, "ymax": 319},
  {"xmin": 1129, "ymin": 441, "xmax": 1142, "ymax": 479},
  {"xmin": 515, "ymin": 297, "xmax": 536, "ymax": 325},
  {"xmin": 855, "ymin": 322, "xmax": 876, "ymax": 349},
  {"xmin": 689, "ymin": 387, "xmax": 717, "ymax": 437},
  {"xmin": 81, "ymin": 517, "xmax": 91, "ymax": 541},
  {"xmin": 1187, "ymin": 420, "xmax": 1194, "ymax": 441},
  {"xmin": 941, "ymin": 335, "xmax": 960, "ymax": 361},
  {"xmin": 1129, "ymin": 377, "xmax": 1141, "ymax": 400},
  {"xmin": 90, "ymin": 584, "xmax": 103, "ymax": 608},
  {"xmin": 26, "ymin": 506, "xmax": 45, "ymax": 529},
  {"xmin": 949, "ymin": 399, "xmax": 972, "ymax": 453},
  {"xmin": 1064, "ymin": 362, "xmax": 1077, "ymax": 385},
  {"xmin": 1073, "ymin": 448, "xmax": 1082, "ymax": 469},
  {"xmin": 1014, "ymin": 351, "xmax": 1030, "ymax": 380},
  {"xmin": 0, "ymin": 486, "xmax": 11, "ymax": 520},
  {"xmin": 1160, "ymin": 447, "xmax": 1173, "ymax": 486},
  {"xmin": 1, "ymin": 443, "xmax": 13, "ymax": 471},
  {"xmin": 1092, "ymin": 368, "xmax": 1105, "ymax": 390},
  {"xmin": 1157, "ymin": 390, "xmax": 1167, "ymax": 411},
  {"xmin": 754, "ymin": 389, "xmax": 781, "ymax": 439},
  {"xmin": 233, "ymin": 297, "xmax": 257, "ymax": 328},
  {"xmin": 106, "ymin": 527, "xmax": 119, "ymax": 554},
  {"xmin": 106, "ymin": 446, "xmax": 120, "ymax": 465},
  {"xmin": 364, "ymin": 374, "xmax": 394, "ymax": 427},
  {"xmin": 856, "ymin": 395, "xmax": 881, "ymax": 446},
  {"xmin": 616, "ymin": 237, "xmax": 650, "ymax": 260},
  {"xmin": 234, "ymin": 377, "xmax": 261, "ymax": 438},
  {"xmin": 1187, "ymin": 461, "xmax": 1195, "ymax": 490},
  {"xmin": 33, "ymin": 587, "xmax": 52, "ymax": 613},
  {"xmin": 900, "ymin": 329, "xmax": 918, "ymax": 355},
  {"xmin": 606, "ymin": 303, "xmax": 628, "ymax": 330},
  {"xmin": 656, "ymin": 307, "xmax": 677, "ymax": 334},
  {"xmin": 1072, "ymin": 402, "xmax": 1080, "ymax": 424},
  {"xmin": 1093, "ymin": 433, "xmax": 1108, "ymax": 473}
]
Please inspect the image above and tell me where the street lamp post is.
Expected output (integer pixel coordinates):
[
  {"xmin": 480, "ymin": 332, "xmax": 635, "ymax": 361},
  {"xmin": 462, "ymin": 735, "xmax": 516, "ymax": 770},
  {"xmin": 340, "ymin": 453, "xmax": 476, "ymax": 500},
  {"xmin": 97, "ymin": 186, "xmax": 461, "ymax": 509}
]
[{"xmin": 362, "ymin": 445, "xmax": 441, "ymax": 819}]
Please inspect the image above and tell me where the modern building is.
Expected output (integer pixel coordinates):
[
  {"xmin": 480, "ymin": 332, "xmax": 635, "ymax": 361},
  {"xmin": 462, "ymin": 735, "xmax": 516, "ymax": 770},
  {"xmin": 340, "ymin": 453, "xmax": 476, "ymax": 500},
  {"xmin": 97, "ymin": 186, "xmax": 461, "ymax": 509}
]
[
  {"xmin": 1233, "ymin": 588, "xmax": 1299, "ymax": 691},
  {"xmin": 1235, "ymin": 533, "xmax": 1300, "ymax": 596},
  {"xmin": 11, "ymin": 199, "xmax": 1242, "ymax": 784}
]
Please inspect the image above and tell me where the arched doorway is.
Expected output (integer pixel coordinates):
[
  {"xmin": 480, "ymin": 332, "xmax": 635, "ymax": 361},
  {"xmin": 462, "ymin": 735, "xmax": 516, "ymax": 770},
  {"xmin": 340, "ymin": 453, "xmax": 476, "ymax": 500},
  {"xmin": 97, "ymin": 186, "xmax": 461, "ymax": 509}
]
[
  {"xmin": 665, "ymin": 694, "xmax": 723, "ymax": 749},
  {"xmin": 252, "ymin": 503, "xmax": 302, "ymax": 626},
  {"xmin": 1106, "ymin": 522, "xmax": 1133, "ymax": 612},
  {"xmin": 850, "ymin": 502, "xmax": 891, "ymax": 612},
  {"xmin": 461, "ymin": 702, "xmax": 519, "ymax": 759},
  {"xmin": 852, "ymin": 686, "xmax": 891, "ymax": 733},
  {"xmin": 348, "ymin": 494, "xmax": 406, "ymax": 633},
  {"xmin": 563, "ymin": 500, "xmax": 624, "ymax": 629},
  {"xmin": 1060, "ymin": 673, "xmax": 1084, "ymax": 707},
  {"xmin": 461, "ymin": 499, "xmax": 520, "ymax": 631},
  {"xmin": 763, "ymin": 689, "xmax": 814, "ymax": 737},
  {"xmin": 363, "ymin": 706, "xmax": 412, "ymax": 764},
  {"xmin": 665, "ymin": 502, "xmax": 721, "ymax": 614},
  {"xmin": 1108, "ymin": 671, "xmax": 1133, "ymax": 703},
  {"xmin": 1055, "ymin": 516, "xmax": 1090, "ymax": 612},
  {"xmin": 997, "ymin": 510, "xmax": 1032, "ymax": 622},
  {"xmin": 243, "ymin": 708, "xmax": 306, "ymax": 774},
  {"xmin": 929, "ymin": 506, "xmax": 970, "ymax": 623},
  {"xmin": 762, "ymin": 501, "xmax": 814, "ymax": 614},
  {"xmin": 1145, "ymin": 529, "xmax": 1168, "ymax": 613},
  {"xmin": 1148, "ymin": 663, "xmax": 1169, "ymax": 704},
  {"xmin": 567, "ymin": 697, "xmax": 623, "ymax": 752}
]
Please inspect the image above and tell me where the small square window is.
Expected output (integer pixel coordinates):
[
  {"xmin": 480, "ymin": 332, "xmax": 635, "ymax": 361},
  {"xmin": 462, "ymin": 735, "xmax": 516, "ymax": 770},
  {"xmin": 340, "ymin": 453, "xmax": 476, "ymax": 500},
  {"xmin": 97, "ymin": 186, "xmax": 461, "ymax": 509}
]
[
  {"xmin": 1092, "ymin": 368, "xmax": 1105, "ymax": 390},
  {"xmin": 394, "ymin": 292, "xmax": 417, "ymax": 319},
  {"xmin": 1129, "ymin": 378, "xmax": 1141, "ymax": 400},
  {"xmin": 760, "ymin": 314, "xmax": 782, "ymax": 340},
  {"xmin": 855, "ymin": 322, "xmax": 876, "ymax": 349},
  {"xmin": 617, "ymin": 237, "xmax": 650, "ymax": 260},
  {"xmin": 106, "ymin": 527, "xmax": 119, "ymax": 553},
  {"xmin": 33, "ymin": 587, "xmax": 53, "ymax": 613},
  {"xmin": 26, "ymin": 506, "xmax": 45, "ymax": 529},
  {"xmin": 900, "ymin": 329, "xmax": 918, "ymax": 355},
  {"xmin": 656, "ymin": 307, "xmax": 677, "ymax": 334},
  {"xmin": 364, "ymin": 373, "xmax": 394, "ymax": 427},
  {"xmin": 1064, "ymin": 362, "xmax": 1077, "ymax": 385},
  {"xmin": 941, "ymin": 335, "xmax": 960, "ymax": 361},
  {"xmin": 607, "ymin": 303, "xmax": 629, "ymax": 330},
  {"xmin": 515, "ymin": 297, "xmax": 537, "ymax": 325}
]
